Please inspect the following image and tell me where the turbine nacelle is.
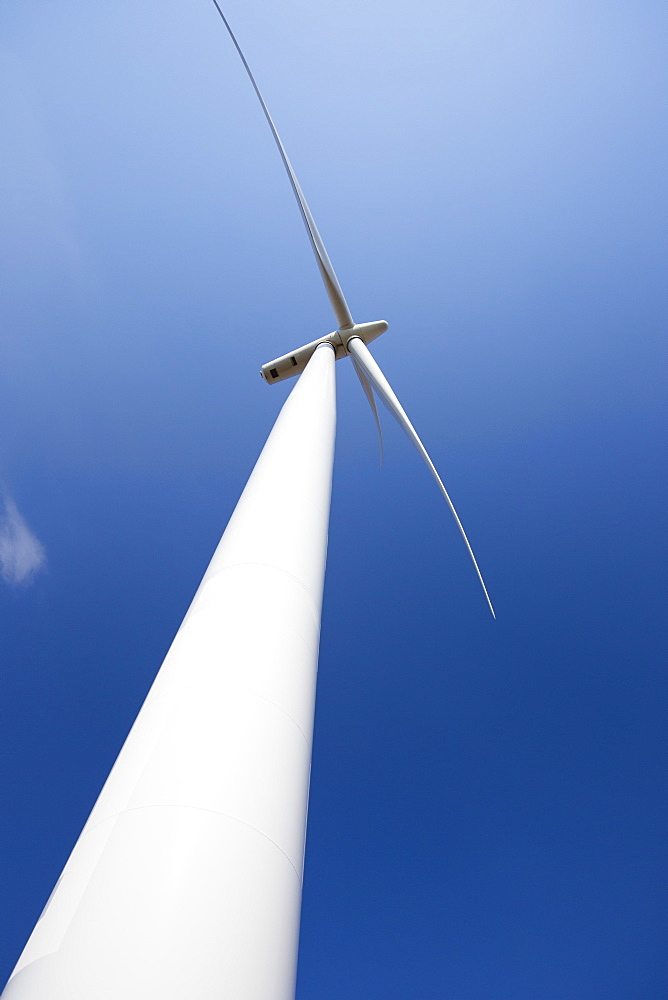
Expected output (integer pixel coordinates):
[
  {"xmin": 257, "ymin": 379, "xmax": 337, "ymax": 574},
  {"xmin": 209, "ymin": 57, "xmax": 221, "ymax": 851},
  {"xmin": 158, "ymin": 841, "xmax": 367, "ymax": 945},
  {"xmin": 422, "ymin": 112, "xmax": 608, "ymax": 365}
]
[{"xmin": 260, "ymin": 320, "xmax": 388, "ymax": 383}]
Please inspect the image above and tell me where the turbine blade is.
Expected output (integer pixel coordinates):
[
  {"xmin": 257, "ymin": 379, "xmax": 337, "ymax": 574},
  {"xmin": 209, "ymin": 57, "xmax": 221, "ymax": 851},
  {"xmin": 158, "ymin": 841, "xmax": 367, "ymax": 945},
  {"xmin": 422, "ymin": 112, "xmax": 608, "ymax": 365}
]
[
  {"xmin": 210, "ymin": 2, "xmax": 354, "ymax": 331},
  {"xmin": 346, "ymin": 337, "xmax": 496, "ymax": 618},
  {"xmin": 351, "ymin": 354, "xmax": 384, "ymax": 466}
]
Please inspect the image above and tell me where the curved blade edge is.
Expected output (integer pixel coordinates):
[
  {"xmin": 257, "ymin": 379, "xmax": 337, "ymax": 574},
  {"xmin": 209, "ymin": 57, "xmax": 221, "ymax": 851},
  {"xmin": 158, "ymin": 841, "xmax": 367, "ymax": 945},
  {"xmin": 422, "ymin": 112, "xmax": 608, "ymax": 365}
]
[
  {"xmin": 351, "ymin": 355, "xmax": 384, "ymax": 466},
  {"xmin": 347, "ymin": 338, "xmax": 496, "ymax": 618},
  {"xmin": 210, "ymin": 1, "xmax": 354, "ymax": 330}
]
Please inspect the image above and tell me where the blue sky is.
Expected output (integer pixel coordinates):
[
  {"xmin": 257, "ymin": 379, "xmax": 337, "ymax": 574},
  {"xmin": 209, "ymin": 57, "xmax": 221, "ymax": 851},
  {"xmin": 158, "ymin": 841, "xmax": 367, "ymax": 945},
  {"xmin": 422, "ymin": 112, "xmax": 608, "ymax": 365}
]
[{"xmin": 1, "ymin": 1, "xmax": 666, "ymax": 996}]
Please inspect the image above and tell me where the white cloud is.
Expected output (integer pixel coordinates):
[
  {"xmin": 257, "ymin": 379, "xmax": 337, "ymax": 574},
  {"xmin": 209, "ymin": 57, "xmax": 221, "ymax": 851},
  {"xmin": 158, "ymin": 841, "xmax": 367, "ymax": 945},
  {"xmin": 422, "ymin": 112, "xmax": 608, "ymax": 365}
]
[{"xmin": 0, "ymin": 494, "xmax": 46, "ymax": 586}]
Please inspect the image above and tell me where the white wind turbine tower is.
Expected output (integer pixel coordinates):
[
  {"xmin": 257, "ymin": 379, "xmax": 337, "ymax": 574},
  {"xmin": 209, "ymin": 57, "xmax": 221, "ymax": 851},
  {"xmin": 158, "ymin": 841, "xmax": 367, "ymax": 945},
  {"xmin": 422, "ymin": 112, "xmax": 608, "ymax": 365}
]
[{"xmin": 2, "ymin": 8, "xmax": 493, "ymax": 1000}]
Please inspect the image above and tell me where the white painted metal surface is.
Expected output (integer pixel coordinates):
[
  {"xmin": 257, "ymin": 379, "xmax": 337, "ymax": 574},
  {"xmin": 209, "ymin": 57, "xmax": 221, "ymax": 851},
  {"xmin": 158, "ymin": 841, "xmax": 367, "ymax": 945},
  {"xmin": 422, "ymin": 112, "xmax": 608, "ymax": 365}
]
[
  {"xmin": 3, "ymin": 343, "xmax": 337, "ymax": 1000},
  {"xmin": 260, "ymin": 320, "xmax": 388, "ymax": 384}
]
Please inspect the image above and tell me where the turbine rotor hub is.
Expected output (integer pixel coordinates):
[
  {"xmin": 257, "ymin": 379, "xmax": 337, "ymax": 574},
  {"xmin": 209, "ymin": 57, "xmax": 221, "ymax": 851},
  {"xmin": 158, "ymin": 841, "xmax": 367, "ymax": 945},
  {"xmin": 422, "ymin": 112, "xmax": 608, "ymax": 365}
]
[{"xmin": 260, "ymin": 320, "xmax": 388, "ymax": 384}]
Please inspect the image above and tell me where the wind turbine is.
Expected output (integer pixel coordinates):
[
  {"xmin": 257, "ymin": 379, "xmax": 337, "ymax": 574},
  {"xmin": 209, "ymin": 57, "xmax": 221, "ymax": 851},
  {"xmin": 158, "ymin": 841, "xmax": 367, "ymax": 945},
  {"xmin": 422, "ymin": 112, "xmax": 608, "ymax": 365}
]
[{"xmin": 2, "ymin": 8, "xmax": 493, "ymax": 1000}]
